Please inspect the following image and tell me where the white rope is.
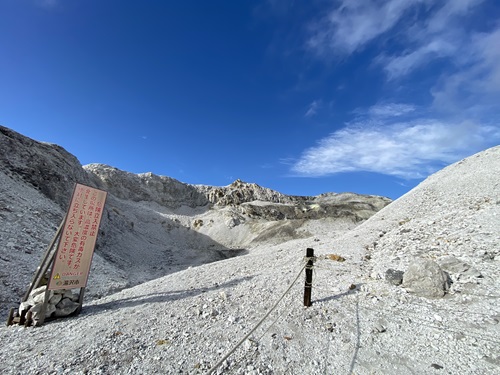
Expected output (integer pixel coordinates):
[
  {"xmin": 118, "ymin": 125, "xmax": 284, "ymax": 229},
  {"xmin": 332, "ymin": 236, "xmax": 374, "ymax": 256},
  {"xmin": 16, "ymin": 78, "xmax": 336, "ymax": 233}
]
[
  {"xmin": 207, "ymin": 261, "xmax": 308, "ymax": 375},
  {"xmin": 255, "ymin": 286, "xmax": 297, "ymax": 343}
]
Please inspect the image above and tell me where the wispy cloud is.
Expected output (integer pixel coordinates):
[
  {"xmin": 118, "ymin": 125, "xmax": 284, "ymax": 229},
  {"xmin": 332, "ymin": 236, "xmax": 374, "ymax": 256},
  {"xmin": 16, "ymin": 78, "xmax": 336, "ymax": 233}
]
[
  {"xmin": 295, "ymin": 1, "xmax": 500, "ymax": 180},
  {"xmin": 381, "ymin": 38, "xmax": 457, "ymax": 80},
  {"xmin": 305, "ymin": 100, "xmax": 321, "ymax": 117},
  {"xmin": 295, "ymin": 99, "xmax": 499, "ymax": 180},
  {"xmin": 431, "ymin": 26, "xmax": 500, "ymax": 114},
  {"xmin": 379, "ymin": 0, "xmax": 491, "ymax": 84},
  {"xmin": 306, "ymin": 0, "xmax": 497, "ymax": 96},
  {"xmin": 307, "ymin": 0, "xmax": 422, "ymax": 57},
  {"xmin": 292, "ymin": 117, "xmax": 499, "ymax": 178},
  {"xmin": 367, "ymin": 103, "xmax": 416, "ymax": 118}
]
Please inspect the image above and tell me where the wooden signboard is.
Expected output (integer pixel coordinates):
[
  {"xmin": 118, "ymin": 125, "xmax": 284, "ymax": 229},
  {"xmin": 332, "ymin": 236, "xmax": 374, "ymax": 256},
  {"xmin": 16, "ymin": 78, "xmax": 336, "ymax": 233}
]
[
  {"xmin": 48, "ymin": 184, "xmax": 107, "ymax": 290},
  {"xmin": 7, "ymin": 183, "xmax": 107, "ymax": 327}
]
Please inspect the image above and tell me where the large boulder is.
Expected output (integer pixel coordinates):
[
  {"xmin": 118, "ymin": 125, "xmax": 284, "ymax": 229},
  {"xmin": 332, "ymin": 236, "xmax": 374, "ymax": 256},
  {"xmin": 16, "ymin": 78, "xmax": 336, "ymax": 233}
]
[{"xmin": 402, "ymin": 259, "xmax": 450, "ymax": 298}]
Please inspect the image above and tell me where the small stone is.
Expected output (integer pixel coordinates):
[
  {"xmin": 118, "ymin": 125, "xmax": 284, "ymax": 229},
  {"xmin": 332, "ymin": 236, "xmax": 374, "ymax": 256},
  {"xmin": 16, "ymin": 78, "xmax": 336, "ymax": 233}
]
[
  {"xmin": 244, "ymin": 340, "xmax": 253, "ymax": 350},
  {"xmin": 54, "ymin": 298, "xmax": 79, "ymax": 317},
  {"xmin": 32, "ymin": 290, "xmax": 52, "ymax": 304},
  {"xmin": 30, "ymin": 302, "xmax": 56, "ymax": 319},
  {"xmin": 219, "ymin": 291, "xmax": 228, "ymax": 300},
  {"xmin": 373, "ymin": 319, "xmax": 387, "ymax": 333},
  {"xmin": 385, "ymin": 269, "xmax": 404, "ymax": 286},
  {"xmin": 430, "ymin": 363, "xmax": 443, "ymax": 369},
  {"xmin": 61, "ymin": 289, "xmax": 79, "ymax": 301},
  {"xmin": 49, "ymin": 294, "xmax": 63, "ymax": 305}
]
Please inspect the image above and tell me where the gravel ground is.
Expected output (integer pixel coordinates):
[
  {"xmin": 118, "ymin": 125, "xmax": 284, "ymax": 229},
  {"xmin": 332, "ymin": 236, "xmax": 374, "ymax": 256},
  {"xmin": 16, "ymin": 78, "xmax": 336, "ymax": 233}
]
[{"xmin": 1, "ymin": 146, "xmax": 499, "ymax": 374}]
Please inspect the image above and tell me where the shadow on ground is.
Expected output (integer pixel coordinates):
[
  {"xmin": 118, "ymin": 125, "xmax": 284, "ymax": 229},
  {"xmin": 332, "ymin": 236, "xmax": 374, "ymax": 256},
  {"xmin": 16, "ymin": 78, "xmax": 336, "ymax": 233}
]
[{"xmin": 83, "ymin": 275, "xmax": 255, "ymax": 316}]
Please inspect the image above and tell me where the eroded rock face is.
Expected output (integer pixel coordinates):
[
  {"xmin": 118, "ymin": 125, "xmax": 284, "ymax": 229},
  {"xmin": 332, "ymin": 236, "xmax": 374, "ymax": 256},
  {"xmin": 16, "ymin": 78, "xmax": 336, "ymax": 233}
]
[
  {"xmin": 197, "ymin": 179, "xmax": 296, "ymax": 206},
  {"xmin": 195, "ymin": 179, "xmax": 391, "ymax": 222},
  {"xmin": 0, "ymin": 125, "xmax": 389, "ymax": 225},
  {"xmin": 84, "ymin": 164, "xmax": 208, "ymax": 208},
  {"xmin": 0, "ymin": 126, "xmax": 90, "ymax": 209}
]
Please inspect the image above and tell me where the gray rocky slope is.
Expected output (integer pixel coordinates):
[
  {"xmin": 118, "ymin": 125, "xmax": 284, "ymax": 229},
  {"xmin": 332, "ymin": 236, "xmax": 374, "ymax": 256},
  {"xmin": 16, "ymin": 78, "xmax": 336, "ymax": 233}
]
[
  {"xmin": 0, "ymin": 126, "xmax": 499, "ymax": 374},
  {"xmin": 0, "ymin": 125, "xmax": 389, "ymax": 317}
]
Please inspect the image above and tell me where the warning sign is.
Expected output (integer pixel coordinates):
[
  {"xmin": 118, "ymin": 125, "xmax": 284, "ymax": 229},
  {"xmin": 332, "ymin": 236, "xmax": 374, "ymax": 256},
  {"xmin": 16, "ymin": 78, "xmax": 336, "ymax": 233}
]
[{"xmin": 48, "ymin": 184, "xmax": 107, "ymax": 290}]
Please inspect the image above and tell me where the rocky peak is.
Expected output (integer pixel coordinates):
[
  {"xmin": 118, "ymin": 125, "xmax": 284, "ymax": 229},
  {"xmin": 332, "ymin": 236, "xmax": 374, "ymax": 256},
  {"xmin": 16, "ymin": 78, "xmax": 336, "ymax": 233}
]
[{"xmin": 196, "ymin": 179, "xmax": 302, "ymax": 206}]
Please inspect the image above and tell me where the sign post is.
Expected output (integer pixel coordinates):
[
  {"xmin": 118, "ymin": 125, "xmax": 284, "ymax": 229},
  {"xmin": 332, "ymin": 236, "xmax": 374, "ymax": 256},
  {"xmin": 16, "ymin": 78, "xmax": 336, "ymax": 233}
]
[
  {"xmin": 48, "ymin": 183, "xmax": 107, "ymax": 292},
  {"xmin": 9, "ymin": 183, "xmax": 107, "ymax": 327},
  {"xmin": 304, "ymin": 248, "xmax": 315, "ymax": 307}
]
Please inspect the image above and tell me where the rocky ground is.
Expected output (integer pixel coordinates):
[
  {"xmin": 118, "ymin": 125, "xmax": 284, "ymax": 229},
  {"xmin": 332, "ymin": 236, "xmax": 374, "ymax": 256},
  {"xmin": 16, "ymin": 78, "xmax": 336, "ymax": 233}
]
[
  {"xmin": 0, "ymin": 126, "xmax": 499, "ymax": 374},
  {"xmin": 0, "ymin": 125, "xmax": 390, "ymax": 318}
]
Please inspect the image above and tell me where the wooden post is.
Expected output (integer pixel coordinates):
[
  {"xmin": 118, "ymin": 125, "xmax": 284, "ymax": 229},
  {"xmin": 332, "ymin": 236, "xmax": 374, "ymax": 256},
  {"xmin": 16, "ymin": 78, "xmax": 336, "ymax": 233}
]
[
  {"xmin": 6, "ymin": 308, "xmax": 15, "ymax": 327},
  {"xmin": 22, "ymin": 218, "xmax": 65, "ymax": 302},
  {"xmin": 304, "ymin": 248, "xmax": 314, "ymax": 307},
  {"xmin": 75, "ymin": 287, "xmax": 86, "ymax": 315}
]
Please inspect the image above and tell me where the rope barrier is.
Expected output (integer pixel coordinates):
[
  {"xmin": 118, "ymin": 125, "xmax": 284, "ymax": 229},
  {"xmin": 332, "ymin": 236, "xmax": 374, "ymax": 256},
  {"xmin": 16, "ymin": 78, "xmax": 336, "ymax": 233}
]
[
  {"xmin": 207, "ymin": 260, "xmax": 309, "ymax": 375},
  {"xmin": 255, "ymin": 284, "xmax": 298, "ymax": 343},
  {"xmin": 208, "ymin": 253, "xmax": 499, "ymax": 373},
  {"xmin": 304, "ymin": 260, "xmax": 500, "ymax": 346}
]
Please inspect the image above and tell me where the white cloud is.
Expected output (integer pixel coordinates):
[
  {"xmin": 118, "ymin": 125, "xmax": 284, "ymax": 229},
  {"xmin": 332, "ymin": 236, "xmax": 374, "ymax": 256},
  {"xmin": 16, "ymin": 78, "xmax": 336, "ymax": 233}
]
[
  {"xmin": 303, "ymin": 2, "xmax": 499, "ymax": 139},
  {"xmin": 306, "ymin": 0, "xmax": 489, "ymax": 82},
  {"xmin": 425, "ymin": 0, "xmax": 486, "ymax": 34},
  {"xmin": 431, "ymin": 26, "xmax": 500, "ymax": 114},
  {"xmin": 292, "ymin": 119, "xmax": 499, "ymax": 179},
  {"xmin": 305, "ymin": 100, "xmax": 321, "ymax": 117},
  {"xmin": 295, "ymin": 1, "xmax": 500, "ymax": 180},
  {"xmin": 382, "ymin": 38, "xmax": 457, "ymax": 79},
  {"xmin": 307, "ymin": 0, "xmax": 423, "ymax": 57},
  {"xmin": 368, "ymin": 103, "xmax": 416, "ymax": 118}
]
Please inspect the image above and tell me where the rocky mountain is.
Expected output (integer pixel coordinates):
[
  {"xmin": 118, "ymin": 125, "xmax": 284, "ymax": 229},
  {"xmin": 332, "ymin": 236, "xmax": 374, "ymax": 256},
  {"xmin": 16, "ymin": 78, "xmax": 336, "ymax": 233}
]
[
  {"xmin": 0, "ymin": 126, "xmax": 498, "ymax": 374},
  {"xmin": 0, "ymin": 125, "xmax": 390, "ymax": 317}
]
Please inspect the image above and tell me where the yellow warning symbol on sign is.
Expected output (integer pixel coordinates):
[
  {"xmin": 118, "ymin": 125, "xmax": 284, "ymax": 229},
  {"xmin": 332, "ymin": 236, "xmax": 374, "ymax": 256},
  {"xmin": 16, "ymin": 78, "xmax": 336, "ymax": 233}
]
[{"xmin": 53, "ymin": 273, "xmax": 61, "ymax": 280}]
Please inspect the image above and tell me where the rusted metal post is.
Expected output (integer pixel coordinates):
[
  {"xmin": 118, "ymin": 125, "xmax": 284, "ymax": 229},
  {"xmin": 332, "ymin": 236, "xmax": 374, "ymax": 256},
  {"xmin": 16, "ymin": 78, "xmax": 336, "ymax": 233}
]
[{"xmin": 304, "ymin": 248, "xmax": 314, "ymax": 307}]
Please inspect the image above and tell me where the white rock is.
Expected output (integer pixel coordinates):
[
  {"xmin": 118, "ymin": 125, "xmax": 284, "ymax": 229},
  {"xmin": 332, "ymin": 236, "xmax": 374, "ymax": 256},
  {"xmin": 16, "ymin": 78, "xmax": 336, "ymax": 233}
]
[
  {"xmin": 49, "ymin": 293, "xmax": 63, "ymax": 305},
  {"xmin": 33, "ymin": 289, "xmax": 54, "ymax": 304},
  {"xmin": 54, "ymin": 298, "xmax": 80, "ymax": 317},
  {"xmin": 402, "ymin": 259, "xmax": 450, "ymax": 298}
]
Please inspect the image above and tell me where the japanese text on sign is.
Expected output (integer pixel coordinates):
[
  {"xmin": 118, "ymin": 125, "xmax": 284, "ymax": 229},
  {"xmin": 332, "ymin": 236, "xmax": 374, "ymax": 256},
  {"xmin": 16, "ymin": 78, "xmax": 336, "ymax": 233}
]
[{"xmin": 48, "ymin": 184, "xmax": 107, "ymax": 290}]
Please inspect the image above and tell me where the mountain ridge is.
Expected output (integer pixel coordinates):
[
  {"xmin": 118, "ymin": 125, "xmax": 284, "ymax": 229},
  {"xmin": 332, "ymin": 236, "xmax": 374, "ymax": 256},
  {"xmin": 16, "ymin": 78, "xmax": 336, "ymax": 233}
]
[
  {"xmin": 0, "ymin": 125, "xmax": 390, "ymax": 315},
  {"xmin": 0, "ymin": 126, "xmax": 498, "ymax": 374}
]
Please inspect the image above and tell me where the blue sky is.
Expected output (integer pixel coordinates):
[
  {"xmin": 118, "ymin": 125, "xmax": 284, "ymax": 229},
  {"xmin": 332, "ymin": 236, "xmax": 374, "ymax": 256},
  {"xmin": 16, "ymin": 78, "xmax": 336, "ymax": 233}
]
[{"xmin": 1, "ymin": 0, "xmax": 499, "ymax": 199}]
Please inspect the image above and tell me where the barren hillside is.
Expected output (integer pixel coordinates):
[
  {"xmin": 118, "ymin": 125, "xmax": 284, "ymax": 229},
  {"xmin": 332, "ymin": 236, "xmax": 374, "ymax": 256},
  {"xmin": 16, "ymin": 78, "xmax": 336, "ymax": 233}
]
[
  {"xmin": 0, "ymin": 125, "xmax": 389, "ymax": 317},
  {"xmin": 0, "ymin": 126, "xmax": 498, "ymax": 374}
]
